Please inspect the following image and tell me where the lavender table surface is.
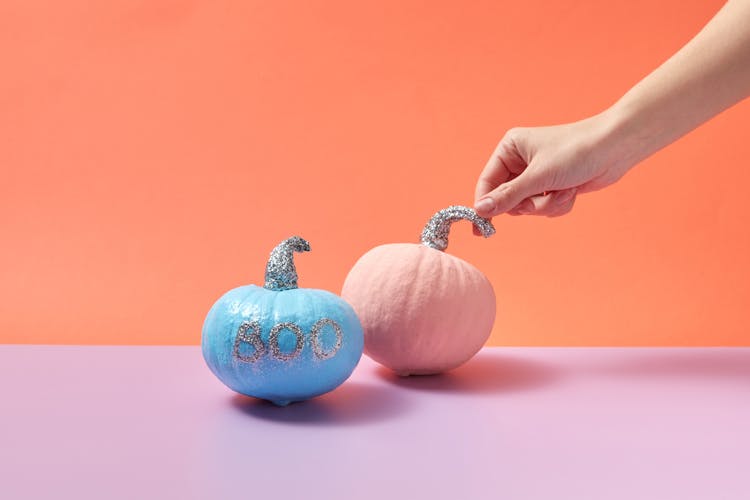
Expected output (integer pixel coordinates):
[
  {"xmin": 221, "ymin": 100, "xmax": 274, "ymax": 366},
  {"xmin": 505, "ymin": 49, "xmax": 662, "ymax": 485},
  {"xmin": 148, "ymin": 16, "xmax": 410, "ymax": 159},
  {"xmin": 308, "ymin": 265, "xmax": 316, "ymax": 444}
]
[{"xmin": 2, "ymin": 346, "xmax": 749, "ymax": 500}]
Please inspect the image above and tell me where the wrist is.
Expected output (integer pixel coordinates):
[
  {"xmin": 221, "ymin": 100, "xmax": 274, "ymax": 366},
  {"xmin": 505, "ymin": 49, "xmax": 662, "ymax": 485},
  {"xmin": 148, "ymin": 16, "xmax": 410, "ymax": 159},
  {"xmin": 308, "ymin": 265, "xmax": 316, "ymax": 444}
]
[{"xmin": 593, "ymin": 102, "xmax": 657, "ymax": 174}]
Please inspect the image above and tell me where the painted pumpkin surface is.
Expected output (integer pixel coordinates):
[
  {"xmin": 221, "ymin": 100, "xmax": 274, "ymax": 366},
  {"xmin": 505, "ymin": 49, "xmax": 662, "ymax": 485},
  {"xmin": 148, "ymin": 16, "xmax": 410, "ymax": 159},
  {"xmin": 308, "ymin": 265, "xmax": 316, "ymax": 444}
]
[
  {"xmin": 202, "ymin": 236, "xmax": 364, "ymax": 406},
  {"xmin": 342, "ymin": 206, "xmax": 496, "ymax": 376}
]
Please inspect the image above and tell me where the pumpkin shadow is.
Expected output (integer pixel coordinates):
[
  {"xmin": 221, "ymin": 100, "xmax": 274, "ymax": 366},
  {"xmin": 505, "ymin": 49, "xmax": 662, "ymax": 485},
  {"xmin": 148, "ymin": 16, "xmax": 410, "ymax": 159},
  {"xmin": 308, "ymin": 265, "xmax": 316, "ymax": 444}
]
[
  {"xmin": 595, "ymin": 348, "xmax": 750, "ymax": 381},
  {"xmin": 374, "ymin": 350, "xmax": 563, "ymax": 394},
  {"xmin": 230, "ymin": 381, "xmax": 412, "ymax": 426}
]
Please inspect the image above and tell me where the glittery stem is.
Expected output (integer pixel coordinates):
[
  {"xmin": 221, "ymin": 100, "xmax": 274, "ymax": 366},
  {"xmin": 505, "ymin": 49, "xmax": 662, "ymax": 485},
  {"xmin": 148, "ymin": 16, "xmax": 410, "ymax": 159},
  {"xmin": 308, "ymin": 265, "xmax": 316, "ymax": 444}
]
[
  {"xmin": 264, "ymin": 236, "xmax": 311, "ymax": 291},
  {"xmin": 420, "ymin": 205, "xmax": 495, "ymax": 251}
]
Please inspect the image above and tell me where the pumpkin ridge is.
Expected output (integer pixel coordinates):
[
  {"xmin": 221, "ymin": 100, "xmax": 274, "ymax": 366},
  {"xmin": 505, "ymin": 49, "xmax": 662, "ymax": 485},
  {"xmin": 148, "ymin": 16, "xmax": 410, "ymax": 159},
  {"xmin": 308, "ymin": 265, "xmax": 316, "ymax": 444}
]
[
  {"xmin": 402, "ymin": 245, "xmax": 431, "ymax": 363},
  {"xmin": 430, "ymin": 252, "xmax": 460, "ymax": 363},
  {"xmin": 421, "ymin": 249, "xmax": 447, "ymax": 368}
]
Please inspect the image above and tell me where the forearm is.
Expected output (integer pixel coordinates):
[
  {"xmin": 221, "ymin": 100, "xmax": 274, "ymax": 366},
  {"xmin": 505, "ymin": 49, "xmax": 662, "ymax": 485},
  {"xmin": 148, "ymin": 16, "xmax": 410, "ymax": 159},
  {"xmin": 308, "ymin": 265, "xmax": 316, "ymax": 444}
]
[
  {"xmin": 602, "ymin": 0, "xmax": 750, "ymax": 168},
  {"xmin": 474, "ymin": 0, "xmax": 750, "ymax": 215}
]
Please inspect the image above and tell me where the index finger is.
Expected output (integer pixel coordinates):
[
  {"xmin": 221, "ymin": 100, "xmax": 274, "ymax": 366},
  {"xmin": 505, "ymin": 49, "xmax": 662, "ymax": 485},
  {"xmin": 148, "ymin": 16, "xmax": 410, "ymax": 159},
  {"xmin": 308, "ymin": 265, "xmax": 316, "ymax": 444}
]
[{"xmin": 474, "ymin": 145, "xmax": 512, "ymax": 202}]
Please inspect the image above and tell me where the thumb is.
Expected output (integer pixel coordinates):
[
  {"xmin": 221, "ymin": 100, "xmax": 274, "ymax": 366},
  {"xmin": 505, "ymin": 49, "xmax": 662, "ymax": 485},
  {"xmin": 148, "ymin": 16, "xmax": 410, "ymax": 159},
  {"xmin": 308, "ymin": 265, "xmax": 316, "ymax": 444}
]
[{"xmin": 475, "ymin": 167, "xmax": 548, "ymax": 216}]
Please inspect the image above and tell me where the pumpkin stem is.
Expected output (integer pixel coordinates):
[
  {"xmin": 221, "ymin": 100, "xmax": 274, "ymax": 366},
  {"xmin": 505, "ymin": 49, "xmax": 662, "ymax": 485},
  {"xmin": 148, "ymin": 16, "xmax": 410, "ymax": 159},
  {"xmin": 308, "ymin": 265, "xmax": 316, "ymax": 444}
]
[
  {"xmin": 420, "ymin": 205, "xmax": 495, "ymax": 251},
  {"xmin": 264, "ymin": 236, "xmax": 311, "ymax": 291}
]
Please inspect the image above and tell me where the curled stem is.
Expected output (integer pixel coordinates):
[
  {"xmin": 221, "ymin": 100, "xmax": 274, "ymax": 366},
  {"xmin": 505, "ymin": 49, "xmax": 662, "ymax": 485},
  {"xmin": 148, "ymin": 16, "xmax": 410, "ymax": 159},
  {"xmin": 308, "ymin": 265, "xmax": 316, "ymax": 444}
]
[
  {"xmin": 264, "ymin": 236, "xmax": 311, "ymax": 291},
  {"xmin": 420, "ymin": 205, "xmax": 495, "ymax": 251}
]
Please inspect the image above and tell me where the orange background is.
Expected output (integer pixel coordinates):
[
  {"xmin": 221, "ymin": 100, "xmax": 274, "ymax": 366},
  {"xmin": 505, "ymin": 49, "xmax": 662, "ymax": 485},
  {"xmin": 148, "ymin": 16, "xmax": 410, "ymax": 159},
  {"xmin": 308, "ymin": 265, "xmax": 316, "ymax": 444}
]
[{"xmin": 2, "ymin": 0, "xmax": 749, "ymax": 346}]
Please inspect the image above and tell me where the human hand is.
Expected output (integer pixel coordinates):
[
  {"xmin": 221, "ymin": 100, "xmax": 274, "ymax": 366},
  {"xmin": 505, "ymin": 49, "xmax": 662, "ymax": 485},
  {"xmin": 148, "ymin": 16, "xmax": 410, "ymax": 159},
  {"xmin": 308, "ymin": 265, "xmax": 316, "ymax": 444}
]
[{"xmin": 474, "ymin": 112, "xmax": 636, "ymax": 218}]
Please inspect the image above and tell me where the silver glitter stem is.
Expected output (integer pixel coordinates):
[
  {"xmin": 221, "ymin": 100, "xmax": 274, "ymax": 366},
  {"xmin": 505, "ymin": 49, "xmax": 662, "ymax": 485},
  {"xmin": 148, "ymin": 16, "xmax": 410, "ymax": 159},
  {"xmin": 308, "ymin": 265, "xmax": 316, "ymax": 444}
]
[
  {"xmin": 264, "ymin": 236, "xmax": 311, "ymax": 291},
  {"xmin": 420, "ymin": 205, "xmax": 495, "ymax": 251}
]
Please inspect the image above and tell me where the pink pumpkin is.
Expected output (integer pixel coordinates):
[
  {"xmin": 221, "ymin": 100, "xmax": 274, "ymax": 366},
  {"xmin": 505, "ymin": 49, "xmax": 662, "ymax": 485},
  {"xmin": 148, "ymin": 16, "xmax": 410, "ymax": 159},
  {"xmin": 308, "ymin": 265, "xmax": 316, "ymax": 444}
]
[{"xmin": 341, "ymin": 206, "xmax": 496, "ymax": 376}]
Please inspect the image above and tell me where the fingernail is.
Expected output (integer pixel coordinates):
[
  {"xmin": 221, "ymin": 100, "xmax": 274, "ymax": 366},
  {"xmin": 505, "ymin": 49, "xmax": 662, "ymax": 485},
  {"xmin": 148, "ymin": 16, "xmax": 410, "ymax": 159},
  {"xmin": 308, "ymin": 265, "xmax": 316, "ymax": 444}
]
[{"xmin": 475, "ymin": 198, "xmax": 495, "ymax": 215}]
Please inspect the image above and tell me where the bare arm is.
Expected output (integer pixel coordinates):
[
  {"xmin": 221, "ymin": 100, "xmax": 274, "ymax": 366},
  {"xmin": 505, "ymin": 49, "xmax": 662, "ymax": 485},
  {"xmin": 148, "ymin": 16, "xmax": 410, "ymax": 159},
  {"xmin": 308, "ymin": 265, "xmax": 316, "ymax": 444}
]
[{"xmin": 475, "ymin": 0, "xmax": 750, "ymax": 218}]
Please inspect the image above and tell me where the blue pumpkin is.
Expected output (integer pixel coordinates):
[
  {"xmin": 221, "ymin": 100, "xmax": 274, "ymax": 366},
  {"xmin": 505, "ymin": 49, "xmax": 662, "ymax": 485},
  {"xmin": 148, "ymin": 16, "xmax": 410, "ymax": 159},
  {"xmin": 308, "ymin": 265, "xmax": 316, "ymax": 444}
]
[{"xmin": 202, "ymin": 236, "xmax": 364, "ymax": 406}]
